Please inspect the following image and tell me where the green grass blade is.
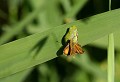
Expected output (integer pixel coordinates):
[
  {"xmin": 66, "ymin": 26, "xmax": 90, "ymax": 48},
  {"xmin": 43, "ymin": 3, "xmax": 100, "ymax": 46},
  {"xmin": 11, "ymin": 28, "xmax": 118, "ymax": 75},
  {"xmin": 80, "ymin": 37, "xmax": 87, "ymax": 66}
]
[
  {"xmin": 45, "ymin": 0, "xmax": 63, "ymax": 27},
  {"xmin": 0, "ymin": 8, "xmax": 120, "ymax": 78},
  {"xmin": 108, "ymin": 0, "xmax": 115, "ymax": 82},
  {"xmin": 8, "ymin": 0, "xmax": 19, "ymax": 24},
  {"xmin": 108, "ymin": 34, "xmax": 115, "ymax": 82},
  {"xmin": 60, "ymin": 0, "xmax": 71, "ymax": 13},
  {"xmin": 0, "ymin": 69, "xmax": 32, "ymax": 82}
]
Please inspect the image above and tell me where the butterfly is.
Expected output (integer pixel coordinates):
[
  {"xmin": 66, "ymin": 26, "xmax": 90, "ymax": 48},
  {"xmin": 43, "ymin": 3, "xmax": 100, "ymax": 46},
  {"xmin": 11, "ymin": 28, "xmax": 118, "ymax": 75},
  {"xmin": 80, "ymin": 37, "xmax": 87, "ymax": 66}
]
[
  {"xmin": 63, "ymin": 26, "xmax": 84, "ymax": 56},
  {"xmin": 63, "ymin": 39, "xmax": 84, "ymax": 56}
]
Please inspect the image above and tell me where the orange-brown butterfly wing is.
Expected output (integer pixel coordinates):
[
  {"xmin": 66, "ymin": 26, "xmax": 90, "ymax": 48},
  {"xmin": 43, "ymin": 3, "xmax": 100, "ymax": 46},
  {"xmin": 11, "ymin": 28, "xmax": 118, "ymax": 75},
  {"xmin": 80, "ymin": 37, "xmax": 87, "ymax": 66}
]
[
  {"xmin": 63, "ymin": 43, "xmax": 70, "ymax": 56},
  {"xmin": 63, "ymin": 40, "xmax": 75, "ymax": 56},
  {"xmin": 74, "ymin": 43, "xmax": 84, "ymax": 54},
  {"xmin": 63, "ymin": 40, "xmax": 84, "ymax": 56}
]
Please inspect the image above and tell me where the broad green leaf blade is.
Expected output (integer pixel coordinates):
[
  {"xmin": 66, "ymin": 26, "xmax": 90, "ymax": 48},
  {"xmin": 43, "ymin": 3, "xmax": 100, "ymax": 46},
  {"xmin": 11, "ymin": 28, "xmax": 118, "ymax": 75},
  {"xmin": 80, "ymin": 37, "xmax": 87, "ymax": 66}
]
[
  {"xmin": 0, "ymin": 8, "xmax": 120, "ymax": 78},
  {"xmin": 0, "ymin": 69, "xmax": 32, "ymax": 82},
  {"xmin": 91, "ymin": 31, "xmax": 120, "ymax": 49}
]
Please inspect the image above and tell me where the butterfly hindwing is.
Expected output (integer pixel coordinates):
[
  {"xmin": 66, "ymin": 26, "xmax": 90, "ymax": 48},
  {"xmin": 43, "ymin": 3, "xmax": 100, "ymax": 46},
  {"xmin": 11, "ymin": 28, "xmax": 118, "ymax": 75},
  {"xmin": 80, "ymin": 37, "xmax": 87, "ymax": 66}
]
[{"xmin": 63, "ymin": 43, "xmax": 70, "ymax": 56}]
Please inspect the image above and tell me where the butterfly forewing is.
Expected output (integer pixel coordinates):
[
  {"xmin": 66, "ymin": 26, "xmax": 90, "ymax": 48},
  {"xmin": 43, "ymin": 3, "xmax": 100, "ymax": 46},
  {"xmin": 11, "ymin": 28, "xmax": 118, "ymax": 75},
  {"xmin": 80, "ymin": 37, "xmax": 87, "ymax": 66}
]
[{"xmin": 74, "ymin": 43, "xmax": 84, "ymax": 54}]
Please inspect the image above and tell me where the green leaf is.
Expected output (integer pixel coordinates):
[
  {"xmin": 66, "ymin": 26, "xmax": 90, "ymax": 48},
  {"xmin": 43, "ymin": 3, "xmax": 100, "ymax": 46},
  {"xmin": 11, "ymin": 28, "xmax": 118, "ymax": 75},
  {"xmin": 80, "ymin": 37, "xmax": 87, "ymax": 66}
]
[
  {"xmin": 0, "ymin": 8, "xmax": 120, "ymax": 78},
  {"xmin": 0, "ymin": 69, "xmax": 32, "ymax": 82}
]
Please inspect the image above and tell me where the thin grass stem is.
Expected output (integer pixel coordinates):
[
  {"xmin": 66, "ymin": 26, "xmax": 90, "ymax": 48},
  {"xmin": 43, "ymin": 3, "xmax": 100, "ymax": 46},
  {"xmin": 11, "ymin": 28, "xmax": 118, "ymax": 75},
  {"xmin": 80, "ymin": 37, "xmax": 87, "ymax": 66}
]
[{"xmin": 108, "ymin": 0, "xmax": 115, "ymax": 82}]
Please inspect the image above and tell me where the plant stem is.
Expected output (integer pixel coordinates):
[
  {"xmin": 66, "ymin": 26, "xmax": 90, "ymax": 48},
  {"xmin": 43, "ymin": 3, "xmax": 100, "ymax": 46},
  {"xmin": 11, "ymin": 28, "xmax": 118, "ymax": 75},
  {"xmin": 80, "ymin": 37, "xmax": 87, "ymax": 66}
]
[
  {"xmin": 108, "ymin": 34, "xmax": 114, "ymax": 82},
  {"xmin": 108, "ymin": 0, "xmax": 115, "ymax": 82}
]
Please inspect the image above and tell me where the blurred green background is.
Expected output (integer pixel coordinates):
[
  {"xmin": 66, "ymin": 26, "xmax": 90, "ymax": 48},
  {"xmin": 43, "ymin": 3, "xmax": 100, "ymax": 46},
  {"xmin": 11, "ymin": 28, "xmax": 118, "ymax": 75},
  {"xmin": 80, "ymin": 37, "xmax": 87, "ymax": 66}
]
[{"xmin": 0, "ymin": 0, "xmax": 120, "ymax": 82}]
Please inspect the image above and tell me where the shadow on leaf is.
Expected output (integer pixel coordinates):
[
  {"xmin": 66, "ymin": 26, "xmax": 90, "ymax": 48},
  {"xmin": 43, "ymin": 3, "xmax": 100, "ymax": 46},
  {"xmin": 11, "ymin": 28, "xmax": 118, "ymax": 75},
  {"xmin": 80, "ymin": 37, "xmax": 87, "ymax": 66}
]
[
  {"xmin": 30, "ymin": 36, "xmax": 48, "ymax": 58},
  {"xmin": 56, "ymin": 28, "xmax": 69, "ymax": 56}
]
